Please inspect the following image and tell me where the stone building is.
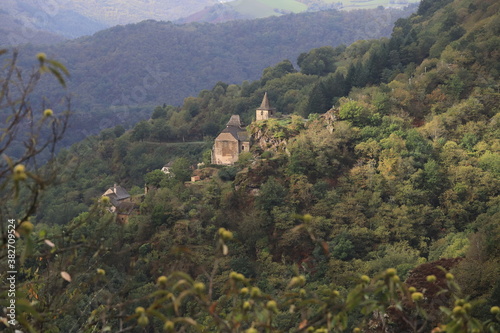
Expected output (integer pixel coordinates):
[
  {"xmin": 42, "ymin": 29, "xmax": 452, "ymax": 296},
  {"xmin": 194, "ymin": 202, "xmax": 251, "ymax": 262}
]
[
  {"xmin": 255, "ymin": 92, "xmax": 275, "ymax": 121},
  {"xmin": 102, "ymin": 184, "xmax": 136, "ymax": 223},
  {"xmin": 212, "ymin": 115, "xmax": 250, "ymax": 165},
  {"xmin": 161, "ymin": 161, "xmax": 174, "ymax": 175},
  {"xmin": 212, "ymin": 93, "xmax": 276, "ymax": 165}
]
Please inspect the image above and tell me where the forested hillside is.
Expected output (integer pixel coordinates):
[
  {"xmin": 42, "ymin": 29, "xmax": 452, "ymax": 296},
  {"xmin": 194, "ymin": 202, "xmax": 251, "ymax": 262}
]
[
  {"xmin": 17, "ymin": 6, "xmax": 415, "ymax": 149},
  {"xmin": 1, "ymin": 0, "xmax": 500, "ymax": 331}
]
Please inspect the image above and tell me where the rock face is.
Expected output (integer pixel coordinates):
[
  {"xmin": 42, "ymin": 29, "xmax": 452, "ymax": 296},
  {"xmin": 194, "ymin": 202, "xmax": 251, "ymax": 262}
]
[
  {"xmin": 248, "ymin": 121, "xmax": 289, "ymax": 153},
  {"xmin": 249, "ymin": 93, "xmax": 295, "ymax": 153}
]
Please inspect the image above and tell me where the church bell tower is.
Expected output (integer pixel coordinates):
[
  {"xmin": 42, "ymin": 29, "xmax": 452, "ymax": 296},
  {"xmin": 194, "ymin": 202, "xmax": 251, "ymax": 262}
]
[{"xmin": 256, "ymin": 92, "xmax": 275, "ymax": 121}]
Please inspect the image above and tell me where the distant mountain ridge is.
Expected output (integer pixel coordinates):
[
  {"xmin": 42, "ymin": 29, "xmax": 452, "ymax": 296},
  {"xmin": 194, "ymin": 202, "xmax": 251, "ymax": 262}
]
[
  {"xmin": 51, "ymin": 0, "xmax": 222, "ymax": 26},
  {"xmin": 178, "ymin": 0, "xmax": 421, "ymax": 23},
  {"xmin": 0, "ymin": 0, "xmax": 221, "ymax": 45},
  {"xmin": 0, "ymin": 0, "xmax": 108, "ymax": 45}
]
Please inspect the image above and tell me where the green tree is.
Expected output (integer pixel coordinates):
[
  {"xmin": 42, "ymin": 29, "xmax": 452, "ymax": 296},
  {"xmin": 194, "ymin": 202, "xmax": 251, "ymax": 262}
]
[
  {"xmin": 255, "ymin": 177, "xmax": 287, "ymax": 213},
  {"xmin": 144, "ymin": 169, "xmax": 169, "ymax": 187},
  {"xmin": 151, "ymin": 118, "xmax": 171, "ymax": 141},
  {"xmin": 297, "ymin": 46, "xmax": 340, "ymax": 76},
  {"xmin": 113, "ymin": 125, "xmax": 126, "ymax": 137},
  {"xmin": 261, "ymin": 59, "xmax": 296, "ymax": 84},
  {"xmin": 338, "ymin": 99, "xmax": 375, "ymax": 127},
  {"xmin": 151, "ymin": 105, "xmax": 167, "ymax": 119},
  {"xmin": 330, "ymin": 233, "xmax": 355, "ymax": 260},
  {"xmin": 171, "ymin": 157, "xmax": 191, "ymax": 182},
  {"xmin": 131, "ymin": 120, "xmax": 151, "ymax": 141}
]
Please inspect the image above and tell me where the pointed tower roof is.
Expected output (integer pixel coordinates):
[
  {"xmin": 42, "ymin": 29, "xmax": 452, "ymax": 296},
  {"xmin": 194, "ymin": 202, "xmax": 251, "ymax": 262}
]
[
  {"xmin": 257, "ymin": 92, "xmax": 275, "ymax": 111},
  {"xmin": 226, "ymin": 115, "xmax": 242, "ymax": 127}
]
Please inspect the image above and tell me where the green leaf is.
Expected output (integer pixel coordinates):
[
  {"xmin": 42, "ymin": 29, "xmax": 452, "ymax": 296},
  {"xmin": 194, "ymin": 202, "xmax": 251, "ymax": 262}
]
[
  {"xmin": 176, "ymin": 317, "xmax": 199, "ymax": 327},
  {"xmin": 48, "ymin": 67, "xmax": 66, "ymax": 87},
  {"xmin": 20, "ymin": 235, "xmax": 34, "ymax": 265},
  {"xmin": 148, "ymin": 309, "xmax": 167, "ymax": 321},
  {"xmin": 172, "ymin": 279, "xmax": 191, "ymax": 291},
  {"xmin": 172, "ymin": 272, "xmax": 195, "ymax": 283},
  {"xmin": 16, "ymin": 315, "xmax": 37, "ymax": 333},
  {"xmin": 47, "ymin": 59, "xmax": 70, "ymax": 76},
  {"xmin": 439, "ymin": 306, "xmax": 452, "ymax": 316}
]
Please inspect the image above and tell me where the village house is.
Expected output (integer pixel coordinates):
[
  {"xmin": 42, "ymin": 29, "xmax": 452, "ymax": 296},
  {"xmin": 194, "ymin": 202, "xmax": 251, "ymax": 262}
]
[
  {"xmin": 161, "ymin": 161, "xmax": 174, "ymax": 175},
  {"xmin": 102, "ymin": 184, "xmax": 136, "ymax": 223}
]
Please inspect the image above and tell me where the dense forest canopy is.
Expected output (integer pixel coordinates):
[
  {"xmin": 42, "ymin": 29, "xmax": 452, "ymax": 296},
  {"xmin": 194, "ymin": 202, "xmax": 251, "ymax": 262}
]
[{"xmin": 1, "ymin": 0, "xmax": 500, "ymax": 331}]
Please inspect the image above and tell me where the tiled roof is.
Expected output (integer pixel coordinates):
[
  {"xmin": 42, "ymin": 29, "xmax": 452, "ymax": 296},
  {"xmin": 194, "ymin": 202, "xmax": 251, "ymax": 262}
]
[
  {"xmin": 103, "ymin": 184, "xmax": 130, "ymax": 202},
  {"xmin": 226, "ymin": 115, "xmax": 242, "ymax": 127},
  {"xmin": 220, "ymin": 124, "xmax": 249, "ymax": 142},
  {"xmin": 113, "ymin": 185, "xmax": 130, "ymax": 200}
]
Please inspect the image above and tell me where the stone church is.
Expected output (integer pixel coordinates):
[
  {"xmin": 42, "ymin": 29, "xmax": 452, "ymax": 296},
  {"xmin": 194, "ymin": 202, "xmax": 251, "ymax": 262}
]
[
  {"xmin": 211, "ymin": 114, "xmax": 250, "ymax": 165},
  {"xmin": 212, "ymin": 93, "xmax": 273, "ymax": 165}
]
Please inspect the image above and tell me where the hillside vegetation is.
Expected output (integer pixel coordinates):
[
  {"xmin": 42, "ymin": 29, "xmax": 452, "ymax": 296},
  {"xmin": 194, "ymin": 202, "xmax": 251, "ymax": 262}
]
[
  {"xmin": 2, "ymin": 0, "xmax": 500, "ymax": 331},
  {"xmin": 18, "ymin": 6, "xmax": 414, "ymax": 149}
]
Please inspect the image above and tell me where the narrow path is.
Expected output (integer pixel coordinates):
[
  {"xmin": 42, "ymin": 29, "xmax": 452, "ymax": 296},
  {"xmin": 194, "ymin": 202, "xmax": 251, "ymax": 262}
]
[{"xmin": 140, "ymin": 141, "xmax": 207, "ymax": 146}]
